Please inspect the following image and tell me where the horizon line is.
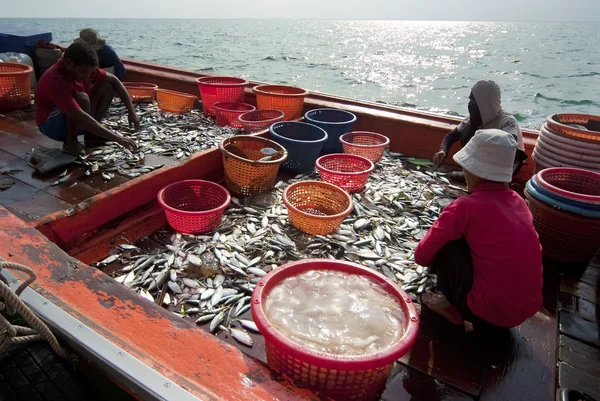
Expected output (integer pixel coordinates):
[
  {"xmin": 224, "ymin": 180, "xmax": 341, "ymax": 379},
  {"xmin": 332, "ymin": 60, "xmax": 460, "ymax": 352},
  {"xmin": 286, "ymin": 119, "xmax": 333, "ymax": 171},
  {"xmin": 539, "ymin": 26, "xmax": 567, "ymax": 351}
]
[{"xmin": 2, "ymin": 17, "xmax": 600, "ymax": 23}]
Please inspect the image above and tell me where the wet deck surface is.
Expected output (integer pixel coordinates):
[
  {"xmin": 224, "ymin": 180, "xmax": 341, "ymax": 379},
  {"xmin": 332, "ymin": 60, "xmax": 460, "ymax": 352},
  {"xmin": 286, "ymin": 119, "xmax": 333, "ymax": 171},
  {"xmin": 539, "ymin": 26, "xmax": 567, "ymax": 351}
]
[
  {"xmin": 0, "ymin": 108, "xmax": 176, "ymax": 222},
  {"xmin": 97, "ymin": 225, "xmax": 565, "ymax": 401},
  {"xmin": 557, "ymin": 257, "xmax": 600, "ymax": 400}
]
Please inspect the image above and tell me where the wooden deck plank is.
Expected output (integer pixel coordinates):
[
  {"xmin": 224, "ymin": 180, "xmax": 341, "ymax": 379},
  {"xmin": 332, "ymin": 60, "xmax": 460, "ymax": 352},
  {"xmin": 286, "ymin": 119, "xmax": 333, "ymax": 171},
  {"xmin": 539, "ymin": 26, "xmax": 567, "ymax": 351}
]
[
  {"xmin": 560, "ymin": 279, "xmax": 599, "ymax": 305},
  {"xmin": 560, "ymin": 311, "xmax": 600, "ymax": 348},
  {"xmin": 399, "ymin": 332, "xmax": 484, "ymax": 396},
  {"xmin": 579, "ymin": 265, "xmax": 600, "ymax": 287},
  {"xmin": 2, "ymin": 181, "xmax": 73, "ymax": 223},
  {"xmin": 478, "ymin": 310, "xmax": 557, "ymax": 401},
  {"xmin": 0, "ymin": 115, "xmax": 61, "ymax": 149},
  {"xmin": 560, "ymin": 335, "xmax": 600, "ymax": 360},
  {"xmin": 559, "ymin": 292, "xmax": 598, "ymax": 324},
  {"xmin": 382, "ymin": 363, "xmax": 474, "ymax": 401},
  {"xmin": 0, "ymin": 130, "xmax": 48, "ymax": 160},
  {"xmin": 559, "ymin": 362, "xmax": 600, "ymax": 401},
  {"xmin": 559, "ymin": 346, "xmax": 600, "ymax": 377}
]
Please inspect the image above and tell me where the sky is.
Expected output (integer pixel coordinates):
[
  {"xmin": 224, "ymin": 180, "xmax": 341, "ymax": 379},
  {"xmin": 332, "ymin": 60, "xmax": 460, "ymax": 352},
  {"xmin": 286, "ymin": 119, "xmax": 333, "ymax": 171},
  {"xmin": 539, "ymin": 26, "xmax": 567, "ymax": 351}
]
[{"xmin": 3, "ymin": 0, "xmax": 600, "ymax": 21}]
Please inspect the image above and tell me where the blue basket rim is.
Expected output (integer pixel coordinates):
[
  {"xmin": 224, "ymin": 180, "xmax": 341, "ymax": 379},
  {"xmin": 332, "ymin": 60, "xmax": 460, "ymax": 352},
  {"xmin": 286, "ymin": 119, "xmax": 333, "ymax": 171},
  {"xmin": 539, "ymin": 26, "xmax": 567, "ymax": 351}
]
[
  {"xmin": 304, "ymin": 108, "xmax": 357, "ymax": 125},
  {"xmin": 526, "ymin": 180, "xmax": 600, "ymax": 218},
  {"xmin": 270, "ymin": 121, "xmax": 328, "ymax": 144},
  {"xmin": 530, "ymin": 175, "xmax": 600, "ymax": 211}
]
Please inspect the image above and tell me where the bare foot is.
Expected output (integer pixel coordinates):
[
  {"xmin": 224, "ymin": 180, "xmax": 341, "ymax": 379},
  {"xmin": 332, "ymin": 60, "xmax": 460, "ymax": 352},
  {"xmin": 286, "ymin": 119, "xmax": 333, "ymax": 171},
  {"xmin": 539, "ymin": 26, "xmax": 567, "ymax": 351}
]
[{"xmin": 422, "ymin": 292, "xmax": 465, "ymax": 325}]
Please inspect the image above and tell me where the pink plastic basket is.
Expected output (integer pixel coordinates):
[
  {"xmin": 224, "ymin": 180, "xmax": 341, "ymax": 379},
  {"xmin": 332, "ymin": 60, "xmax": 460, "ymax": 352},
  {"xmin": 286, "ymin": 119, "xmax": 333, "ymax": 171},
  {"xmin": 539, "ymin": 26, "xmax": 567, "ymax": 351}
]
[
  {"xmin": 252, "ymin": 259, "xmax": 419, "ymax": 401},
  {"xmin": 316, "ymin": 153, "xmax": 375, "ymax": 193},
  {"xmin": 238, "ymin": 109, "xmax": 285, "ymax": 133},
  {"xmin": 536, "ymin": 168, "xmax": 600, "ymax": 205},
  {"xmin": 196, "ymin": 76, "xmax": 248, "ymax": 117},
  {"xmin": 339, "ymin": 132, "xmax": 390, "ymax": 163},
  {"xmin": 213, "ymin": 102, "xmax": 255, "ymax": 128},
  {"xmin": 157, "ymin": 180, "xmax": 231, "ymax": 234}
]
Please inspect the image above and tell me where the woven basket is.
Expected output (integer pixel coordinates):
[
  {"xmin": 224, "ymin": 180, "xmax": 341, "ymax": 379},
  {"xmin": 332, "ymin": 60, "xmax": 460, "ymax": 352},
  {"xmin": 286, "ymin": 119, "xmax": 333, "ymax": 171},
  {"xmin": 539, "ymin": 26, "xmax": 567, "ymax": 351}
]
[
  {"xmin": 340, "ymin": 132, "xmax": 390, "ymax": 163},
  {"xmin": 219, "ymin": 136, "xmax": 287, "ymax": 197},
  {"xmin": 545, "ymin": 114, "xmax": 600, "ymax": 143},
  {"xmin": 0, "ymin": 62, "xmax": 32, "ymax": 110},
  {"xmin": 155, "ymin": 89, "xmax": 197, "ymax": 114},
  {"xmin": 123, "ymin": 82, "xmax": 157, "ymax": 103},
  {"xmin": 316, "ymin": 154, "xmax": 374, "ymax": 193},
  {"xmin": 253, "ymin": 85, "xmax": 308, "ymax": 121},
  {"xmin": 283, "ymin": 181, "xmax": 353, "ymax": 235},
  {"xmin": 525, "ymin": 188, "xmax": 600, "ymax": 263}
]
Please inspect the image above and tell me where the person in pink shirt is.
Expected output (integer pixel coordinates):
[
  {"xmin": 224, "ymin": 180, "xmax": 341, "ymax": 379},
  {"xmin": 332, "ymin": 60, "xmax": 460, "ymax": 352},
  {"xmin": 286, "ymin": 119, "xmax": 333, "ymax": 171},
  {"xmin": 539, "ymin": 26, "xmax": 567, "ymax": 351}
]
[{"xmin": 415, "ymin": 129, "xmax": 543, "ymax": 330}]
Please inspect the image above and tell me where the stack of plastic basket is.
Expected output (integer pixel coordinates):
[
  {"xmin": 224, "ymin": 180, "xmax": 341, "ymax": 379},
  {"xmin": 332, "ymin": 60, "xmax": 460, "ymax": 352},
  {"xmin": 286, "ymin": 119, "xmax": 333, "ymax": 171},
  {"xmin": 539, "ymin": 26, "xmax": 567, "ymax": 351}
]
[
  {"xmin": 533, "ymin": 113, "xmax": 600, "ymax": 173},
  {"xmin": 525, "ymin": 167, "xmax": 600, "ymax": 263}
]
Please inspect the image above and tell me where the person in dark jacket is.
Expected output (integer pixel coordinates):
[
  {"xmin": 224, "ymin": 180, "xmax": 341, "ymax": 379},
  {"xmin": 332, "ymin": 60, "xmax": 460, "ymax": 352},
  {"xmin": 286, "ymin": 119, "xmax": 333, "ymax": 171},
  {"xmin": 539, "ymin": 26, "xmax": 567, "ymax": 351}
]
[{"xmin": 78, "ymin": 28, "xmax": 127, "ymax": 80}]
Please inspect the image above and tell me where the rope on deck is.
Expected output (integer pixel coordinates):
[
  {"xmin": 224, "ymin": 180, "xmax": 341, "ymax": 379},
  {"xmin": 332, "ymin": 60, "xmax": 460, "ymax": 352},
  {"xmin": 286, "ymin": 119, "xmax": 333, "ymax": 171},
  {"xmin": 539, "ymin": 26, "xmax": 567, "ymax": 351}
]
[{"xmin": 0, "ymin": 261, "xmax": 73, "ymax": 360}]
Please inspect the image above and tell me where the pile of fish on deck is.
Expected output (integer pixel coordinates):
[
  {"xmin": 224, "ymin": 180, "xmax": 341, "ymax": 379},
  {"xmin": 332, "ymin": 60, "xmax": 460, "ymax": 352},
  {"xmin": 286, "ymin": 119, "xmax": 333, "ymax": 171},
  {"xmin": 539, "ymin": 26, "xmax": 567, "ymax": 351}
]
[
  {"xmin": 101, "ymin": 152, "xmax": 463, "ymax": 347},
  {"xmin": 74, "ymin": 102, "xmax": 239, "ymax": 181}
]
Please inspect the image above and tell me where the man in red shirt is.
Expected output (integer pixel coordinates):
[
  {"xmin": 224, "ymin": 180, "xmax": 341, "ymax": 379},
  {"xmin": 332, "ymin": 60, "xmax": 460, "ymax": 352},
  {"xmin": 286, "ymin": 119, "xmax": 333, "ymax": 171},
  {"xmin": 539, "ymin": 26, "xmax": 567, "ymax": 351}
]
[
  {"xmin": 35, "ymin": 41, "xmax": 138, "ymax": 156},
  {"xmin": 415, "ymin": 129, "xmax": 543, "ymax": 330}
]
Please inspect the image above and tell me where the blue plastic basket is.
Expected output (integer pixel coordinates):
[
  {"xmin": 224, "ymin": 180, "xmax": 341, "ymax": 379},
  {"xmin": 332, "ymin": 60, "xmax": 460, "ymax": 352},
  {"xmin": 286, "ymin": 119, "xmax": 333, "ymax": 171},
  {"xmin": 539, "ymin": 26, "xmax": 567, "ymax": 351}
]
[
  {"xmin": 530, "ymin": 175, "xmax": 600, "ymax": 211},
  {"xmin": 304, "ymin": 108, "xmax": 356, "ymax": 155},
  {"xmin": 269, "ymin": 122, "xmax": 328, "ymax": 173},
  {"xmin": 526, "ymin": 179, "xmax": 600, "ymax": 218}
]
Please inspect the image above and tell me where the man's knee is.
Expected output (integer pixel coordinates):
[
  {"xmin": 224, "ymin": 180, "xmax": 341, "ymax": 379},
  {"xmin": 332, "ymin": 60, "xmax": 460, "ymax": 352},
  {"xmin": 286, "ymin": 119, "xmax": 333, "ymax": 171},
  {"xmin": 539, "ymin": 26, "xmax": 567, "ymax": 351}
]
[
  {"xmin": 96, "ymin": 81, "xmax": 114, "ymax": 97},
  {"xmin": 74, "ymin": 91, "xmax": 90, "ymax": 113}
]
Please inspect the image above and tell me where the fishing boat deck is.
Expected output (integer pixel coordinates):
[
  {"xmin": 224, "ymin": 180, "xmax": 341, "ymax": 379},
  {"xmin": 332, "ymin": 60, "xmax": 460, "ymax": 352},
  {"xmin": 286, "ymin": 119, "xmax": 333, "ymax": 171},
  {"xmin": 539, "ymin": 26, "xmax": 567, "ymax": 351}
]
[
  {"xmin": 0, "ymin": 107, "xmax": 179, "ymax": 222},
  {"xmin": 0, "ymin": 58, "xmax": 597, "ymax": 401}
]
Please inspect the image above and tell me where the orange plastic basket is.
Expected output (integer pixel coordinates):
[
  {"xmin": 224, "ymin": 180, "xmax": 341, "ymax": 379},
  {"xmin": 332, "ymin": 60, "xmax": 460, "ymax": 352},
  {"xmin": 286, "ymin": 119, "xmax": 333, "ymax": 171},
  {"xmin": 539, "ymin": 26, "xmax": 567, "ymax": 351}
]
[
  {"xmin": 123, "ymin": 82, "xmax": 158, "ymax": 103},
  {"xmin": 155, "ymin": 89, "xmax": 197, "ymax": 114},
  {"xmin": 340, "ymin": 132, "xmax": 390, "ymax": 163},
  {"xmin": 283, "ymin": 181, "xmax": 353, "ymax": 235},
  {"xmin": 219, "ymin": 136, "xmax": 288, "ymax": 197},
  {"xmin": 252, "ymin": 85, "xmax": 308, "ymax": 121},
  {"xmin": 525, "ymin": 188, "xmax": 600, "ymax": 263},
  {"xmin": 0, "ymin": 62, "xmax": 33, "ymax": 111},
  {"xmin": 252, "ymin": 259, "xmax": 419, "ymax": 401},
  {"xmin": 545, "ymin": 114, "xmax": 600, "ymax": 144}
]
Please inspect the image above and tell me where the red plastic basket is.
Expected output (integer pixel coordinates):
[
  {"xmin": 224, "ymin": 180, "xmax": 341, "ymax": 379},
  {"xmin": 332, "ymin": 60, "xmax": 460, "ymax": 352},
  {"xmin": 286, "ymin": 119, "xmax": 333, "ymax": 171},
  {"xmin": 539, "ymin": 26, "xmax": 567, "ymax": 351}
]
[
  {"xmin": 157, "ymin": 180, "xmax": 231, "ymax": 234},
  {"xmin": 213, "ymin": 102, "xmax": 255, "ymax": 128},
  {"xmin": 123, "ymin": 82, "xmax": 158, "ymax": 103},
  {"xmin": 525, "ymin": 189, "xmax": 600, "ymax": 263},
  {"xmin": 316, "ymin": 154, "xmax": 374, "ymax": 193},
  {"xmin": 252, "ymin": 259, "xmax": 419, "ymax": 401},
  {"xmin": 196, "ymin": 76, "xmax": 248, "ymax": 117},
  {"xmin": 0, "ymin": 62, "xmax": 32, "ymax": 110},
  {"xmin": 155, "ymin": 89, "xmax": 197, "ymax": 114},
  {"xmin": 339, "ymin": 132, "xmax": 390, "ymax": 163},
  {"xmin": 252, "ymin": 85, "xmax": 308, "ymax": 121},
  {"xmin": 536, "ymin": 168, "xmax": 600, "ymax": 205},
  {"xmin": 238, "ymin": 109, "xmax": 285, "ymax": 133},
  {"xmin": 283, "ymin": 181, "xmax": 353, "ymax": 235}
]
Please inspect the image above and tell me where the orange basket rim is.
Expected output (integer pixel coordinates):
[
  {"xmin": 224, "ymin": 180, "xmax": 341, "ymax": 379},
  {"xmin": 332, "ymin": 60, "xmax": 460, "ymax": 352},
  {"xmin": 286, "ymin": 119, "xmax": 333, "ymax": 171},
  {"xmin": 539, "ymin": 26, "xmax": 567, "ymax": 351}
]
[
  {"xmin": 157, "ymin": 180, "xmax": 231, "ymax": 217},
  {"xmin": 316, "ymin": 154, "xmax": 375, "ymax": 176},
  {"xmin": 546, "ymin": 114, "xmax": 600, "ymax": 138},
  {"xmin": 282, "ymin": 180, "xmax": 354, "ymax": 221},
  {"xmin": 155, "ymin": 88, "xmax": 198, "ymax": 100},
  {"xmin": 252, "ymin": 84, "xmax": 309, "ymax": 97},
  {"xmin": 213, "ymin": 102, "xmax": 256, "ymax": 112},
  {"xmin": 251, "ymin": 259, "xmax": 420, "ymax": 367},
  {"xmin": 219, "ymin": 136, "xmax": 288, "ymax": 165},
  {"xmin": 238, "ymin": 109, "xmax": 285, "ymax": 123},
  {"xmin": 123, "ymin": 82, "xmax": 158, "ymax": 89},
  {"xmin": 340, "ymin": 131, "xmax": 391, "ymax": 148},
  {"xmin": 0, "ymin": 62, "xmax": 33, "ymax": 75},
  {"xmin": 195, "ymin": 76, "xmax": 248, "ymax": 86}
]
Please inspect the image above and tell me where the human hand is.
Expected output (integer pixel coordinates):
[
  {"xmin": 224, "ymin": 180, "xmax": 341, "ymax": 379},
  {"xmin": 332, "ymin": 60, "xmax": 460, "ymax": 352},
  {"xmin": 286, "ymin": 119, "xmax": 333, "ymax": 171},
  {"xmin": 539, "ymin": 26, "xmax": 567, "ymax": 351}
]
[
  {"xmin": 432, "ymin": 151, "xmax": 447, "ymax": 168},
  {"xmin": 128, "ymin": 111, "xmax": 140, "ymax": 132},
  {"xmin": 119, "ymin": 137, "xmax": 138, "ymax": 152}
]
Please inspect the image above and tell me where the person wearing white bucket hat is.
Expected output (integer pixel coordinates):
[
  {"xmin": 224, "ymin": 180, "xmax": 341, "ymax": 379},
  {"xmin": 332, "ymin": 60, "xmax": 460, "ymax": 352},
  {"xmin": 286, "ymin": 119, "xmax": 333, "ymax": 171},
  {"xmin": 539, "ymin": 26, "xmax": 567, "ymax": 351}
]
[
  {"xmin": 432, "ymin": 80, "xmax": 528, "ymax": 179},
  {"xmin": 415, "ymin": 129, "xmax": 543, "ymax": 330}
]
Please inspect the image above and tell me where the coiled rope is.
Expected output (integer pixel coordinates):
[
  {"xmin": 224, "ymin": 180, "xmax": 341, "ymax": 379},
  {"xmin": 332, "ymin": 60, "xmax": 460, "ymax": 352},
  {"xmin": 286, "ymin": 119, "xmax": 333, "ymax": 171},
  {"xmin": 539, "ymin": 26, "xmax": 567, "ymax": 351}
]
[{"xmin": 0, "ymin": 260, "xmax": 72, "ymax": 360}]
